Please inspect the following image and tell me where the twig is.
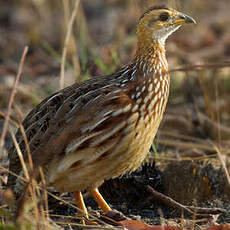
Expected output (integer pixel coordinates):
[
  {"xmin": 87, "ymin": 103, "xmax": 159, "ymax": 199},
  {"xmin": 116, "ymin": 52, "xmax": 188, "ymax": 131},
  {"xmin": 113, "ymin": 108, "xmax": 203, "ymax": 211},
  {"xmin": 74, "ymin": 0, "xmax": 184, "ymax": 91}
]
[
  {"xmin": 9, "ymin": 128, "xmax": 30, "ymax": 181},
  {"xmin": 0, "ymin": 110, "xmax": 19, "ymax": 128},
  {"xmin": 186, "ymin": 206, "xmax": 226, "ymax": 215},
  {"xmin": 215, "ymin": 79, "xmax": 221, "ymax": 146},
  {"xmin": 146, "ymin": 185, "xmax": 225, "ymax": 218},
  {"xmin": 170, "ymin": 61, "xmax": 230, "ymax": 73},
  {"xmin": 62, "ymin": 0, "xmax": 81, "ymax": 78},
  {"xmin": 214, "ymin": 146, "xmax": 230, "ymax": 186},
  {"xmin": 9, "ymin": 128, "xmax": 40, "ymax": 223},
  {"xmin": 39, "ymin": 167, "xmax": 49, "ymax": 220},
  {"xmin": 0, "ymin": 46, "xmax": 28, "ymax": 154},
  {"xmin": 13, "ymin": 104, "xmax": 34, "ymax": 174},
  {"xmin": 60, "ymin": 0, "xmax": 80, "ymax": 89},
  {"xmin": 146, "ymin": 185, "xmax": 194, "ymax": 215}
]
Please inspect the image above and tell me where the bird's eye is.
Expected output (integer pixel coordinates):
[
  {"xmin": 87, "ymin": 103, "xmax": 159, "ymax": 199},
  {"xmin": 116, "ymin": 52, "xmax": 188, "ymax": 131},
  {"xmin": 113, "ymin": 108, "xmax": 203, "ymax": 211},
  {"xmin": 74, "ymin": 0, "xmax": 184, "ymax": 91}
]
[{"xmin": 159, "ymin": 13, "xmax": 169, "ymax": 21}]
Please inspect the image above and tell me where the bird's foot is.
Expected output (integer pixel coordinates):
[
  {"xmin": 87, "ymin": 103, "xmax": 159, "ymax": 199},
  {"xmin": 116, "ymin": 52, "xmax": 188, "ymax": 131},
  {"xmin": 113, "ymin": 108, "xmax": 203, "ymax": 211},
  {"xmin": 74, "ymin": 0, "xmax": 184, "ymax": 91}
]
[
  {"xmin": 105, "ymin": 209, "xmax": 127, "ymax": 221},
  {"xmin": 100, "ymin": 209, "xmax": 127, "ymax": 225}
]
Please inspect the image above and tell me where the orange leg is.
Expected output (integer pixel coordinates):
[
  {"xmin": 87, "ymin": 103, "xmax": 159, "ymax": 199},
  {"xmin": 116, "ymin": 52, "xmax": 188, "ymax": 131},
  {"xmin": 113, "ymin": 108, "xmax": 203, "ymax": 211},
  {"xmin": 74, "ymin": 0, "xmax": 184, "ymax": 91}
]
[
  {"xmin": 89, "ymin": 188, "xmax": 111, "ymax": 213},
  {"xmin": 74, "ymin": 191, "xmax": 89, "ymax": 223}
]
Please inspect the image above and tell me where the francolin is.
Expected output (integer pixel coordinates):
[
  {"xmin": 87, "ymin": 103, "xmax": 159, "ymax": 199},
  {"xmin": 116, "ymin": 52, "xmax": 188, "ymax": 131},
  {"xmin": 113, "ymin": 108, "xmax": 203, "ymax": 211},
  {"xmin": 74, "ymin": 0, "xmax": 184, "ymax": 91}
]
[{"xmin": 7, "ymin": 6, "xmax": 196, "ymax": 219}]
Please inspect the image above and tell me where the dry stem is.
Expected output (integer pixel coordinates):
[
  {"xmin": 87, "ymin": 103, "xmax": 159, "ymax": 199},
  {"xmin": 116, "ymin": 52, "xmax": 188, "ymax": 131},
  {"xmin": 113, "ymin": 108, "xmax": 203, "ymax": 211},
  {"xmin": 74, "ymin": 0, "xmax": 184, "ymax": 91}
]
[
  {"xmin": 0, "ymin": 46, "xmax": 28, "ymax": 154},
  {"xmin": 60, "ymin": 0, "xmax": 80, "ymax": 89}
]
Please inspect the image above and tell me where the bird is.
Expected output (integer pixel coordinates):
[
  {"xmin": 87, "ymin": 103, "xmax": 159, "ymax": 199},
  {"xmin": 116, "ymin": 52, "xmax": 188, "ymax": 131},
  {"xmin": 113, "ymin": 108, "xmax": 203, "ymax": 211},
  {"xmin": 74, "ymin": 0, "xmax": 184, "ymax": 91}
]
[{"xmin": 7, "ymin": 5, "xmax": 195, "ymax": 220}]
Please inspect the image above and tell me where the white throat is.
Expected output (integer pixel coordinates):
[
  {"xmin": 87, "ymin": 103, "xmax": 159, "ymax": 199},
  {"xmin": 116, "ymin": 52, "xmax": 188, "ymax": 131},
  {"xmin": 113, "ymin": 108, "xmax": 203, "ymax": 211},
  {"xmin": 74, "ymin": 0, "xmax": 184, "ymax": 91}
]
[{"xmin": 153, "ymin": 25, "xmax": 181, "ymax": 46}]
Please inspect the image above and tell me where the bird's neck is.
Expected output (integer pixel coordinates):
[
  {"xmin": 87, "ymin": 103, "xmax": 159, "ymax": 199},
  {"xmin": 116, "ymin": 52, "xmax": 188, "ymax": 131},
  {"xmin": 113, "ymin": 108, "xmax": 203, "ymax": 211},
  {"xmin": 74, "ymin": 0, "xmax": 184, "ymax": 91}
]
[{"xmin": 133, "ymin": 39, "xmax": 168, "ymax": 75}]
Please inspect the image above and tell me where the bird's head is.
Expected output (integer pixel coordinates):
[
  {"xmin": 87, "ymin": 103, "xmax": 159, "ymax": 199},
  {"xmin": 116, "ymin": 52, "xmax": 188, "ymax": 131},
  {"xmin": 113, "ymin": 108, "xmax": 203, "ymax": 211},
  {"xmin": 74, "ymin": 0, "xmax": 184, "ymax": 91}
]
[{"xmin": 137, "ymin": 6, "xmax": 196, "ymax": 47}]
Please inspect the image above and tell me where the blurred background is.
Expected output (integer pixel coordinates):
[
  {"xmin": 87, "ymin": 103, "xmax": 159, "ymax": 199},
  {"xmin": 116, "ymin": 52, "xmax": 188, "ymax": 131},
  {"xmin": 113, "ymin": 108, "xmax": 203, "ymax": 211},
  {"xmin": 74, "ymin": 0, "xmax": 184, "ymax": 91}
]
[
  {"xmin": 1, "ymin": 0, "xmax": 230, "ymax": 226},
  {"xmin": 1, "ymin": 0, "xmax": 230, "ymax": 146}
]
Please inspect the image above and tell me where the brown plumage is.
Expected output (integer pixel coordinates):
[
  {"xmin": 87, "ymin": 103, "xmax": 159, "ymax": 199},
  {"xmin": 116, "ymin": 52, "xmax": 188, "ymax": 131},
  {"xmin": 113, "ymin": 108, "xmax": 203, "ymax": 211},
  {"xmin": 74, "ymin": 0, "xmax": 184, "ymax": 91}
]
[{"xmin": 7, "ymin": 6, "xmax": 195, "ymax": 217}]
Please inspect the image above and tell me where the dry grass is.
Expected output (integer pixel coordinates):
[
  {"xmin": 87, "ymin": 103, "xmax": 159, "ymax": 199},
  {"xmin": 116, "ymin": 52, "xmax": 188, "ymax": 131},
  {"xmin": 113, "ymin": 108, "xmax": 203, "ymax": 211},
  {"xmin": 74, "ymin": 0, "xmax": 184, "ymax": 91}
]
[
  {"xmin": 0, "ymin": 47, "xmax": 28, "ymax": 151},
  {"xmin": 1, "ymin": 0, "xmax": 230, "ymax": 229},
  {"xmin": 60, "ymin": 0, "xmax": 80, "ymax": 90}
]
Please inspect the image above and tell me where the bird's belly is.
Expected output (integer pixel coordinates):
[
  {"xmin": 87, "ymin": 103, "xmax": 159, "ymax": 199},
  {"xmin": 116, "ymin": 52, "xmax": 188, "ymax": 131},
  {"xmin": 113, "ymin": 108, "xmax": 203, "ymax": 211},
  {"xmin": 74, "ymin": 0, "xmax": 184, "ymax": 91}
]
[
  {"xmin": 111, "ymin": 112, "xmax": 162, "ymax": 175},
  {"xmin": 48, "ymin": 111, "xmax": 162, "ymax": 193}
]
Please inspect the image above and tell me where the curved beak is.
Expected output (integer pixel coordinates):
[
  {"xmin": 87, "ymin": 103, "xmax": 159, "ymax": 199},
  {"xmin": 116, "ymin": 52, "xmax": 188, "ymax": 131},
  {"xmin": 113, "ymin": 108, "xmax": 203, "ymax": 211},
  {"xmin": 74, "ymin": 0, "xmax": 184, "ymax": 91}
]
[{"xmin": 173, "ymin": 13, "xmax": 196, "ymax": 25}]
